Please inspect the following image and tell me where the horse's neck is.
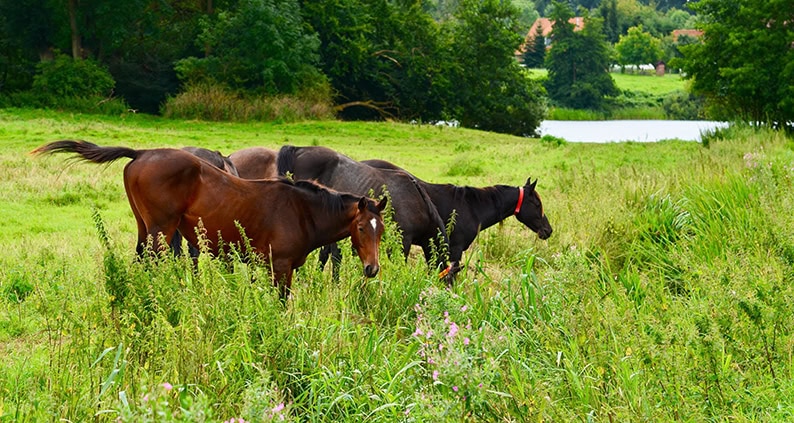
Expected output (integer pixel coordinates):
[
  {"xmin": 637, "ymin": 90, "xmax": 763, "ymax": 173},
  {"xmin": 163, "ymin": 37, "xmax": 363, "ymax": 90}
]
[
  {"xmin": 308, "ymin": 198, "xmax": 355, "ymax": 247},
  {"xmin": 456, "ymin": 185, "xmax": 517, "ymax": 231}
]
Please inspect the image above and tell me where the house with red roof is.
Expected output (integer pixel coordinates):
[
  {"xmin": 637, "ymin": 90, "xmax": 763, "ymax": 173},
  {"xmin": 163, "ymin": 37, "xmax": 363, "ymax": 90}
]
[{"xmin": 516, "ymin": 17, "xmax": 585, "ymax": 58}]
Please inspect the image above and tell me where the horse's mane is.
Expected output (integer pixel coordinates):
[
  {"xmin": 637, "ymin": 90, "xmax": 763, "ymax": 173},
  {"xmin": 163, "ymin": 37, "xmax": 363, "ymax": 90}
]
[
  {"xmin": 292, "ymin": 179, "xmax": 353, "ymax": 213},
  {"xmin": 276, "ymin": 145, "xmax": 299, "ymax": 176},
  {"xmin": 452, "ymin": 185, "xmax": 512, "ymax": 212}
]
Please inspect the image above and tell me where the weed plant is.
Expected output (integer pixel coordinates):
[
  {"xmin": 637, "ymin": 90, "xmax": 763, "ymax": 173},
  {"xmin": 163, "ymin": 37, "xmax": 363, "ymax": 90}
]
[{"xmin": 1, "ymin": 112, "xmax": 793, "ymax": 421}]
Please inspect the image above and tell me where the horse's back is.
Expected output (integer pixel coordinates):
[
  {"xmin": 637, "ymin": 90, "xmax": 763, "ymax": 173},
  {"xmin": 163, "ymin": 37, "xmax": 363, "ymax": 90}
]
[
  {"xmin": 229, "ymin": 147, "xmax": 279, "ymax": 179},
  {"xmin": 123, "ymin": 149, "xmax": 205, "ymax": 208}
]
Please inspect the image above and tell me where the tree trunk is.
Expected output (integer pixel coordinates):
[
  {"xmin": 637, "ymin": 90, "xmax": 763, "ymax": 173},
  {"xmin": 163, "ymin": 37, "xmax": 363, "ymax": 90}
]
[{"xmin": 68, "ymin": 0, "xmax": 81, "ymax": 59}]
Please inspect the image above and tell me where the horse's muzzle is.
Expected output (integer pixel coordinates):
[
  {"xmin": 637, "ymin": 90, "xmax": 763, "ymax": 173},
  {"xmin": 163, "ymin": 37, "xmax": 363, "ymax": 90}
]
[
  {"xmin": 364, "ymin": 264, "xmax": 380, "ymax": 278},
  {"xmin": 538, "ymin": 227, "xmax": 553, "ymax": 240}
]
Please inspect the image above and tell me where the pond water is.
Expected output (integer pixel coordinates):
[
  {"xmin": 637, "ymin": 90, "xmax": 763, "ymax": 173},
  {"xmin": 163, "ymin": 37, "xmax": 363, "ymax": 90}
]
[{"xmin": 538, "ymin": 120, "xmax": 729, "ymax": 143}]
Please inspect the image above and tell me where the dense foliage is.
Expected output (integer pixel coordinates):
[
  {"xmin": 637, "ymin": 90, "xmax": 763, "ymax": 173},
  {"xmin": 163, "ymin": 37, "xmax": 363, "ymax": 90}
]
[
  {"xmin": 0, "ymin": 0, "xmax": 790, "ymax": 131},
  {"xmin": 448, "ymin": 0, "xmax": 547, "ymax": 135},
  {"xmin": 678, "ymin": 0, "xmax": 794, "ymax": 130},
  {"xmin": 544, "ymin": 2, "xmax": 619, "ymax": 110},
  {"xmin": 0, "ymin": 0, "xmax": 549, "ymax": 135},
  {"xmin": 175, "ymin": 0, "xmax": 324, "ymax": 95},
  {"xmin": 615, "ymin": 25, "xmax": 664, "ymax": 69}
]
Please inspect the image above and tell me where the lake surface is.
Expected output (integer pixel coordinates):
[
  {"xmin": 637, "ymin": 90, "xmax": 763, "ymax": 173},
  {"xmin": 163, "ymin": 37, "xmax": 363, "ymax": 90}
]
[{"xmin": 538, "ymin": 120, "xmax": 729, "ymax": 143}]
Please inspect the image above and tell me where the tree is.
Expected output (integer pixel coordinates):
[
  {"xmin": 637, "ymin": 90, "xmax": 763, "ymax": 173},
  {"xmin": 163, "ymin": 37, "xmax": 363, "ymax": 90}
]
[
  {"xmin": 301, "ymin": 0, "xmax": 453, "ymax": 121},
  {"xmin": 522, "ymin": 24, "xmax": 547, "ymax": 68},
  {"xmin": 679, "ymin": 0, "xmax": 794, "ymax": 128},
  {"xmin": 544, "ymin": 1, "xmax": 618, "ymax": 110},
  {"xmin": 599, "ymin": 0, "xmax": 619, "ymax": 43},
  {"xmin": 448, "ymin": 0, "xmax": 546, "ymax": 136},
  {"xmin": 615, "ymin": 25, "xmax": 663, "ymax": 71},
  {"xmin": 177, "ymin": 0, "xmax": 322, "ymax": 95}
]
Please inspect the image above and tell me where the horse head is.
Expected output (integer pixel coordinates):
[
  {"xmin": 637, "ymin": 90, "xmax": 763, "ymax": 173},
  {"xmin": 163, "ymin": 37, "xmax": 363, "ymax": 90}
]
[
  {"xmin": 515, "ymin": 177, "xmax": 553, "ymax": 240},
  {"xmin": 350, "ymin": 197, "xmax": 388, "ymax": 277}
]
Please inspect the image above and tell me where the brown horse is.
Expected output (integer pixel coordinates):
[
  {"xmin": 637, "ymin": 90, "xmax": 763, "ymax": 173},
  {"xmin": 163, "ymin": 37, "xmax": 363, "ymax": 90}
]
[
  {"xmin": 32, "ymin": 140, "xmax": 387, "ymax": 299},
  {"xmin": 276, "ymin": 145, "xmax": 451, "ymax": 280},
  {"xmin": 175, "ymin": 146, "xmax": 240, "ymax": 256},
  {"xmin": 228, "ymin": 146, "xmax": 278, "ymax": 179}
]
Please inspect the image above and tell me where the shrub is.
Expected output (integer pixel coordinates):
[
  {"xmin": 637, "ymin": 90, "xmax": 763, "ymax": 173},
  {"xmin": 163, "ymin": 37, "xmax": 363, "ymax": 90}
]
[
  {"xmin": 662, "ymin": 90, "xmax": 705, "ymax": 120},
  {"xmin": 33, "ymin": 53, "xmax": 115, "ymax": 99},
  {"xmin": 540, "ymin": 134, "xmax": 567, "ymax": 147}
]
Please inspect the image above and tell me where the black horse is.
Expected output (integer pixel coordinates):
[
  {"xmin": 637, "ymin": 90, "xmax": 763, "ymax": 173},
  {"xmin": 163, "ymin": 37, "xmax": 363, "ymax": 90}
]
[
  {"xmin": 276, "ymin": 145, "xmax": 451, "ymax": 280},
  {"xmin": 363, "ymin": 159, "xmax": 552, "ymax": 282}
]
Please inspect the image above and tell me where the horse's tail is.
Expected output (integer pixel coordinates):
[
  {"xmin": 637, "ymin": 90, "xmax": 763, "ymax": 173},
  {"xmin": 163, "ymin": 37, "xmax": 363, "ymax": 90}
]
[
  {"xmin": 411, "ymin": 175, "xmax": 450, "ymax": 261},
  {"xmin": 276, "ymin": 145, "xmax": 298, "ymax": 177},
  {"xmin": 31, "ymin": 140, "xmax": 139, "ymax": 164}
]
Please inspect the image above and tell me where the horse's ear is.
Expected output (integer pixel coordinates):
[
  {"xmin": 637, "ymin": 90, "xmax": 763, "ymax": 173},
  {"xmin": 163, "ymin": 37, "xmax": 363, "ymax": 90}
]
[
  {"xmin": 358, "ymin": 197, "xmax": 368, "ymax": 211},
  {"xmin": 377, "ymin": 197, "xmax": 388, "ymax": 211},
  {"xmin": 525, "ymin": 177, "xmax": 537, "ymax": 191}
]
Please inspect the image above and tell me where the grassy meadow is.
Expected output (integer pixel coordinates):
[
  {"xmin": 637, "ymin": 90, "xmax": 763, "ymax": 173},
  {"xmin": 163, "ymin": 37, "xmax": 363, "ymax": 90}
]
[
  {"xmin": 527, "ymin": 69, "xmax": 691, "ymax": 120},
  {"xmin": 2, "ymin": 109, "xmax": 794, "ymax": 421}
]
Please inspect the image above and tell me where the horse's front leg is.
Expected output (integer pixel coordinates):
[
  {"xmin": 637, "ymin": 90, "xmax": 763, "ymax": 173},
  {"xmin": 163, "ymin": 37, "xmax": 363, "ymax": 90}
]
[
  {"xmin": 318, "ymin": 243, "xmax": 343, "ymax": 281},
  {"xmin": 441, "ymin": 247, "xmax": 465, "ymax": 287},
  {"xmin": 271, "ymin": 259, "xmax": 294, "ymax": 302}
]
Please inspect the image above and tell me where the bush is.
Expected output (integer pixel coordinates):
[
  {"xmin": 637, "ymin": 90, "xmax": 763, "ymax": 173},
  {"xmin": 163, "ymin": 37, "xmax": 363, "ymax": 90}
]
[
  {"xmin": 33, "ymin": 53, "xmax": 115, "ymax": 99},
  {"xmin": 0, "ymin": 91, "xmax": 130, "ymax": 115},
  {"xmin": 662, "ymin": 90, "xmax": 704, "ymax": 120},
  {"xmin": 3, "ymin": 53, "xmax": 131, "ymax": 115}
]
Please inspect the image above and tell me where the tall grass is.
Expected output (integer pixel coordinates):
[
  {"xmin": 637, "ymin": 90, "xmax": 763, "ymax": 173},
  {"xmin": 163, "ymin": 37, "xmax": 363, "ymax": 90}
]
[
  {"xmin": 1, "ymin": 112, "xmax": 793, "ymax": 421},
  {"xmin": 162, "ymin": 83, "xmax": 334, "ymax": 123}
]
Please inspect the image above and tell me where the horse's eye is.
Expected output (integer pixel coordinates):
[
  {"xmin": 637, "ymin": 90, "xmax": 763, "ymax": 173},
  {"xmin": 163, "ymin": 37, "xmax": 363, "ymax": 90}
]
[{"xmin": 358, "ymin": 226, "xmax": 365, "ymax": 233}]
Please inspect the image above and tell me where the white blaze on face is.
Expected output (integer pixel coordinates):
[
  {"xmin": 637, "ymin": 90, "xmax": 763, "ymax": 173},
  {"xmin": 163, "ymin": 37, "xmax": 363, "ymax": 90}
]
[{"xmin": 370, "ymin": 218, "xmax": 378, "ymax": 232}]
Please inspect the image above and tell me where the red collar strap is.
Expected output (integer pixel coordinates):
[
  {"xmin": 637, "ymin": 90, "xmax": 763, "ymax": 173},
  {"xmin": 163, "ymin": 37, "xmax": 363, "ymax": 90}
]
[{"xmin": 514, "ymin": 187, "xmax": 524, "ymax": 215}]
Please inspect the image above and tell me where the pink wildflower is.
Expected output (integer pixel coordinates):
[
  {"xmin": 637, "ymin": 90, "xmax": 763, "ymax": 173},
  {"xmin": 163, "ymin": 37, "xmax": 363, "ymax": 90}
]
[
  {"xmin": 413, "ymin": 327, "xmax": 424, "ymax": 337},
  {"xmin": 432, "ymin": 370, "xmax": 439, "ymax": 380},
  {"xmin": 461, "ymin": 305, "xmax": 468, "ymax": 312},
  {"xmin": 464, "ymin": 337, "xmax": 470, "ymax": 345},
  {"xmin": 272, "ymin": 403, "xmax": 285, "ymax": 413},
  {"xmin": 448, "ymin": 322, "xmax": 459, "ymax": 338},
  {"xmin": 162, "ymin": 382, "xmax": 173, "ymax": 391},
  {"xmin": 452, "ymin": 386, "xmax": 459, "ymax": 392}
]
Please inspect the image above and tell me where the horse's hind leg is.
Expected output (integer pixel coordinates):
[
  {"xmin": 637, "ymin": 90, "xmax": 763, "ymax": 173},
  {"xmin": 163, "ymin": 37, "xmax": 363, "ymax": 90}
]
[
  {"xmin": 170, "ymin": 230, "xmax": 201, "ymax": 258},
  {"xmin": 170, "ymin": 230, "xmax": 185, "ymax": 256}
]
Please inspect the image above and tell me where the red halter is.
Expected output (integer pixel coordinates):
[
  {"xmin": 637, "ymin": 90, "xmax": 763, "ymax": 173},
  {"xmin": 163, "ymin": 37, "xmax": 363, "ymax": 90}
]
[{"xmin": 514, "ymin": 187, "xmax": 524, "ymax": 215}]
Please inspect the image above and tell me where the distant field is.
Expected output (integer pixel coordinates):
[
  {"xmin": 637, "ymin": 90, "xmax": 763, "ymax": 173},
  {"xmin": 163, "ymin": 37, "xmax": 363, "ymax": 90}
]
[{"xmin": 527, "ymin": 68, "xmax": 687, "ymax": 94}]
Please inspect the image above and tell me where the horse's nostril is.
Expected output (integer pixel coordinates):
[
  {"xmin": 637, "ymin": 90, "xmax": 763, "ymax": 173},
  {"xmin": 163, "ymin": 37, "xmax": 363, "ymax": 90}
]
[{"xmin": 365, "ymin": 264, "xmax": 379, "ymax": 277}]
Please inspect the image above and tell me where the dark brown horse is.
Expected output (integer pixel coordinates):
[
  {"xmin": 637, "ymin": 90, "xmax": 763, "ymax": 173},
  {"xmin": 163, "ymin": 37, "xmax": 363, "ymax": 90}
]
[
  {"xmin": 363, "ymin": 159, "xmax": 552, "ymax": 282},
  {"xmin": 275, "ymin": 145, "xmax": 451, "ymax": 280},
  {"xmin": 228, "ymin": 147, "xmax": 278, "ymax": 179},
  {"xmin": 32, "ymin": 140, "xmax": 388, "ymax": 299}
]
